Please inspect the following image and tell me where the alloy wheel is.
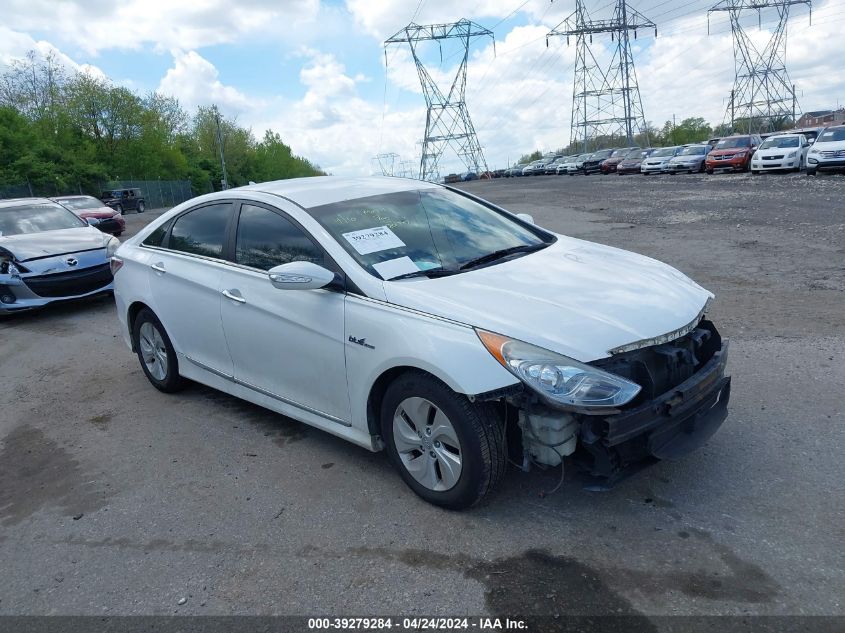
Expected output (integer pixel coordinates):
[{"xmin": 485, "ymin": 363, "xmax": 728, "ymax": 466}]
[{"xmin": 139, "ymin": 321, "xmax": 168, "ymax": 381}]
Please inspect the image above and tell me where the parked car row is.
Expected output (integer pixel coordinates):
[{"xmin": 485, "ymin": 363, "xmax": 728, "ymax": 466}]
[{"xmin": 499, "ymin": 124, "xmax": 845, "ymax": 179}]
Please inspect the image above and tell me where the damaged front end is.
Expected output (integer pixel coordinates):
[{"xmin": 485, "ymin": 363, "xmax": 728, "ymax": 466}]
[{"xmin": 481, "ymin": 319, "xmax": 731, "ymax": 488}]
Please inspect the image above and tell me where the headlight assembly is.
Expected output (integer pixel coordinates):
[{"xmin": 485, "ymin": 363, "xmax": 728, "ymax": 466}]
[
  {"xmin": 477, "ymin": 330, "xmax": 641, "ymax": 409},
  {"xmin": 105, "ymin": 236, "xmax": 120, "ymax": 257}
]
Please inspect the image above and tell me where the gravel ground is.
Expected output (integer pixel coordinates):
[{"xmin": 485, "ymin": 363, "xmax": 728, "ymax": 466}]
[{"xmin": 0, "ymin": 174, "xmax": 843, "ymax": 623}]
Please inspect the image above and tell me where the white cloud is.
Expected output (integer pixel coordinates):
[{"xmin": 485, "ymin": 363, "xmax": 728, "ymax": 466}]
[
  {"xmin": 1, "ymin": 0, "xmax": 321, "ymax": 54},
  {"xmin": 0, "ymin": 26, "xmax": 106, "ymax": 78},
  {"xmin": 158, "ymin": 50, "xmax": 254, "ymax": 115}
]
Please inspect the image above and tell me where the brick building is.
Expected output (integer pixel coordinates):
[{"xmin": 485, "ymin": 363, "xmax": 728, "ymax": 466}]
[{"xmin": 796, "ymin": 109, "xmax": 845, "ymax": 128}]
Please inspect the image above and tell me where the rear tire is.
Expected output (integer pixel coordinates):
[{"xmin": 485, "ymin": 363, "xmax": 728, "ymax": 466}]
[
  {"xmin": 132, "ymin": 308, "xmax": 184, "ymax": 393},
  {"xmin": 381, "ymin": 371, "xmax": 506, "ymax": 510},
  {"xmin": 116, "ymin": 204, "xmax": 124, "ymax": 215},
  {"xmin": 137, "ymin": 201, "xmax": 145, "ymax": 213}
]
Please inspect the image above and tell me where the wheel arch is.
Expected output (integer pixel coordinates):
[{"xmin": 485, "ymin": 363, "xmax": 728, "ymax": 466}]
[{"xmin": 126, "ymin": 300, "xmax": 154, "ymax": 351}]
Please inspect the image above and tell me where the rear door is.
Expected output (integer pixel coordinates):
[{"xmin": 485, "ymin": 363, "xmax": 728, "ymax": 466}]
[
  {"xmin": 218, "ymin": 201, "xmax": 350, "ymax": 423},
  {"xmin": 145, "ymin": 201, "xmax": 236, "ymax": 378}
]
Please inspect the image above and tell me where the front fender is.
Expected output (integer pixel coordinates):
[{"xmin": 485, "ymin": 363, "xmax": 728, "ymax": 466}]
[{"xmin": 344, "ymin": 294, "xmax": 518, "ymax": 433}]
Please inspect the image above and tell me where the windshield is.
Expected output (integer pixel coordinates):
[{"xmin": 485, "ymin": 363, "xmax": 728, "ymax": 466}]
[
  {"xmin": 592, "ymin": 150, "xmax": 613, "ymax": 159},
  {"xmin": 307, "ymin": 189, "xmax": 551, "ymax": 280},
  {"xmin": 760, "ymin": 136, "xmax": 800, "ymax": 149},
  {"xmin": 0, "ymin": 202, "xmax": 87, "ymax": 236},
  {"xmin": 716, "ymin": 137, "xmax": 751, "ymax": 149},
  {"xmin": 815, "ymin": 128, "xmax": 845, "ymax": 143},
  {"xmin": 54, "ymin": 196, "xmax": 103, "ymax": 210},
  {"xmin": 652, "ymin": 147, "xmax": 678, "ymax": 157},
  {"xmin": 680, "ymin": 145, "xmax": 706, "ymax": 155}
]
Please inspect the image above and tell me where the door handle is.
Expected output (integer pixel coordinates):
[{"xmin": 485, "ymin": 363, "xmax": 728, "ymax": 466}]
[
  {"xmin": 222, "ymin": 289, "xmax": 246, "ymax": 303},
  {"xmin": 151, "ymin": 263, "xmax": 166, "ymax": 273}
]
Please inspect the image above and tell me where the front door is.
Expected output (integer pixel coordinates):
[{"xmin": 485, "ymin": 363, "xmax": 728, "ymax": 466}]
[{"xmin": 219, "ymin": 202, "xmax": 349, "ymax": 422}]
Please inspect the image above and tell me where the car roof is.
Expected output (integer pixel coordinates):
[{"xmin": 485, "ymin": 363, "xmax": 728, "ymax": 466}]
[
  {"xmin": 238, "ymin": 176, "xmax": 441, "ymax": 210},
  {"xmin": 0, "ymin": 197, "xmax": 57, "ymax": 210}
]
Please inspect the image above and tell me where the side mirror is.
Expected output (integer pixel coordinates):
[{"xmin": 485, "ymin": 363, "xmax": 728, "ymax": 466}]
[
  {"xmin": 516, "ymin": 213, "xmax": 535, "ymax": 225},
  {"xmin": 268, "ymin": 261, "xmax": 335, "ymax": 290}
]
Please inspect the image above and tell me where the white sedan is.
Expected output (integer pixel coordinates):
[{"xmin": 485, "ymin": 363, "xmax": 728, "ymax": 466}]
[
  {"xmin": 112, "ymin": 177, "xmax": 731, "ymax": 509},
  {"xmin": 750, "ymin": 134, "xmax": 810, "ymax": 173}
]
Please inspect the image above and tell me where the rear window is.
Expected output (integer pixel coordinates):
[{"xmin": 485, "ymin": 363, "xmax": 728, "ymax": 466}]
[{"xmin": 0, "ymin": 202, "xmax": 86, "ymax": 236}]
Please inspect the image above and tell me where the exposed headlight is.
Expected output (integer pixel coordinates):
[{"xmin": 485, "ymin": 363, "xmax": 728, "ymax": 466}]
[
  {"xmin": 809, "ymin": 148, "xmax": 820, "ymax": 154},
  {"xmin": 105, "ymin": 236, "xmax": 120, "ymax": 257},
  {"xmin": 476, "ymin": 330, "xmax": 641, "ymax": 409},
  {"xmin": 788, "ymin": 151, "xmax": 798, "ymax": 158}
]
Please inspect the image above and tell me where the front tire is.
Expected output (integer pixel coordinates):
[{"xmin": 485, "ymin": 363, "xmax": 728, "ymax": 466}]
[
  {"xmin": 132, "ymin": 308, "xmax": 184, "ymax": 393},
  {"xmin": 137, "ymin": 201, "xmax": 146, "ymax": 213},
  {"xmin": 381, "ymin": 371, "xmax": 506, "ymax": 510},
  {"xmin": 116, "ymin": 204, "xmax": 124, "ymax": 215},
  {"xmin": 807, "ymin": 168, "xmax": 817, "ymax": 177}
]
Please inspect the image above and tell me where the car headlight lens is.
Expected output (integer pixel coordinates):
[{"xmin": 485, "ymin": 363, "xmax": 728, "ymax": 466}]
[
  {"xmin": 105, "ymin": 236, "xmax": 120, "ymax": 257},
  {"xmin": 788, "ymin": 151, "xmax": 797, "ymax": 158},
  {"xmin": 476, "ymin": 330, "xmax": 641, "ymax": 408}
]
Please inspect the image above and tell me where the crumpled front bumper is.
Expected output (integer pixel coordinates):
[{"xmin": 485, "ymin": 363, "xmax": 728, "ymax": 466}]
[{"xmin": 577, "ymin": 338, "xmax": 731, "ymax": 485}]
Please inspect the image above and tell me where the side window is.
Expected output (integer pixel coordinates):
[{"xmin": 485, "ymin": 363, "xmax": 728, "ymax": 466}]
[
  {"xmin": 142, "ymin": 219, "xmax": 173, "ymax": 247},
  {"xmin": 169, "ymin": 203, "xmax": 232, "ymax": 258},
  {"xmin": 235, "ymin": 204, "xmax": 322, "ymax": 271}
]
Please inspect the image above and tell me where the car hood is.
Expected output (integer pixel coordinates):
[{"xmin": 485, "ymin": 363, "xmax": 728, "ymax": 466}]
[
  {"xmin": 0, "ymin": 227, "xmax": 108, "ymax": 262},
  {"xmin": 709, "ymin": 148, "xmax": 748, "ymax": 156},
  {"xmin": 383, "ymin": 236, "xmax": 713, "ymax": 362}
]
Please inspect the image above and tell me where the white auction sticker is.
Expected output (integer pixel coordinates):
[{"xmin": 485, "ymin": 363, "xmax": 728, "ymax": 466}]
[
  {"xmin": 372, "ymin": 256, "xmax": 420, "ymax": 280},
  {"xmin": 342, "ymin": 226, "xmax": 405, "ymax": 255}
]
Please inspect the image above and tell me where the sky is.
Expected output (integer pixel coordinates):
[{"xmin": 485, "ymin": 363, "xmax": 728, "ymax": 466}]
[{"xmin": 2, "ymin": 0, "xmax": 843, "ymax": 177}]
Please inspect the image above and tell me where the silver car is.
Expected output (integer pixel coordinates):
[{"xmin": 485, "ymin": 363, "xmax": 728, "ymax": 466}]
[
  {"xmin": 668, "ymin": 145, "xmax": 708, "ymax": 174},
  {"xmin": 0, "ymin": 198, "xmax": 119, "ymax": 314},
  {"xmin": 641, "ymin": 146, "xmax": 684, "ymax": 175}
]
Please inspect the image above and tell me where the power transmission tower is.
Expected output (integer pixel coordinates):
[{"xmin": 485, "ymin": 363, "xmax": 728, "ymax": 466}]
[
  {"xmin": 385, "ymin": 20, "xmax": 493, "ymax": 182},
  {"xmin": 548, "ymin": 0, "xmax": 656, "ymax": 153},
  {"xmin": 708, "ymin": 0, "xmax": 812, "ymax": 134},
  {"xmin": 373, "ymin": 152, "xmax": 400, "ymax": 176}
]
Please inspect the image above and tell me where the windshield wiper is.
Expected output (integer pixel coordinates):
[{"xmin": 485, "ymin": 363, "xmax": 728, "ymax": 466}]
[
  {"xmin": 459, "ymin": 242, "xmax": 548, "ymax": 271},
  {"xmin": 388, "ymin": 268, "xmax": 458, "ymax": 281}
]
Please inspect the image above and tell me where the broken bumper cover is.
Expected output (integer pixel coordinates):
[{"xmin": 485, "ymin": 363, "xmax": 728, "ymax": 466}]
[{"xmin": 578, "ymin": 339, "xmax": 731, "ymax": 481}]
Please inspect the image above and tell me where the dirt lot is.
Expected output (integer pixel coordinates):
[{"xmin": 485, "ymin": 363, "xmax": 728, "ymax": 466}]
[{"xmin": 1, "ymin": 173, "xmax": 843, "ymax": 623}]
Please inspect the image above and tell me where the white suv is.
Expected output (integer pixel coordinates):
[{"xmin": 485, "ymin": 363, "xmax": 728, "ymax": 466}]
[{"xmin": 806, "ymin": 126, "xmax": 845, "ymax": 176}]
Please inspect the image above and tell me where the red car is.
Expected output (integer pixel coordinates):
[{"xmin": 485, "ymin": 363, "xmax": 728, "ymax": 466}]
[
  {"xmin": 51, "ymin": 195, "xmax": 126, "ymax": 236},
  {"xmin": 600, "ymin": 147, "xmax": 639, "ymax": 174},
  {"xmin": 705, "ymin": 135, "xmax": 762, "ymax": 174}
]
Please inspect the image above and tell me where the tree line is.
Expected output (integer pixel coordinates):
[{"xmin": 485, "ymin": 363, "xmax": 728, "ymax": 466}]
[{"xmin": 0, "ymin": 52, "xmax": 324, "ymax": 197}]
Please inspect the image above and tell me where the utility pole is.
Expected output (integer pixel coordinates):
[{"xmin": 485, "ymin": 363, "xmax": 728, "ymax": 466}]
[
  {"xmin": 373, "ymin": 152, "xmax": 400, "ymax": 176},
  {"xmin": 708, "ymin": 0, "xmax": 812, "ymax": 134},
  {"xmin": 214, "ymin": 108, "xmax": 230, "ymax": 190},
  {"xmin": 548, "ymin": 0, "xmax": 656, "ymax": 151},
  {"xmin": 385, "ymin": 20, "xmax": 493, "ymax": 182}
]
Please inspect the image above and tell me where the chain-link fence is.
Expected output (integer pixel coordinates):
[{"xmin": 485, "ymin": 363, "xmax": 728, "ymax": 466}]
[{"xmin": 0, "ymin": 179, "xmax": 195, "ymax": 210}]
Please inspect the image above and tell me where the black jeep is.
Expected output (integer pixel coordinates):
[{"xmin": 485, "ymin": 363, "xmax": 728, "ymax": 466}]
[{"xmin": 101, "ymin": 188, "xmax": 145, "ymax": 214}]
